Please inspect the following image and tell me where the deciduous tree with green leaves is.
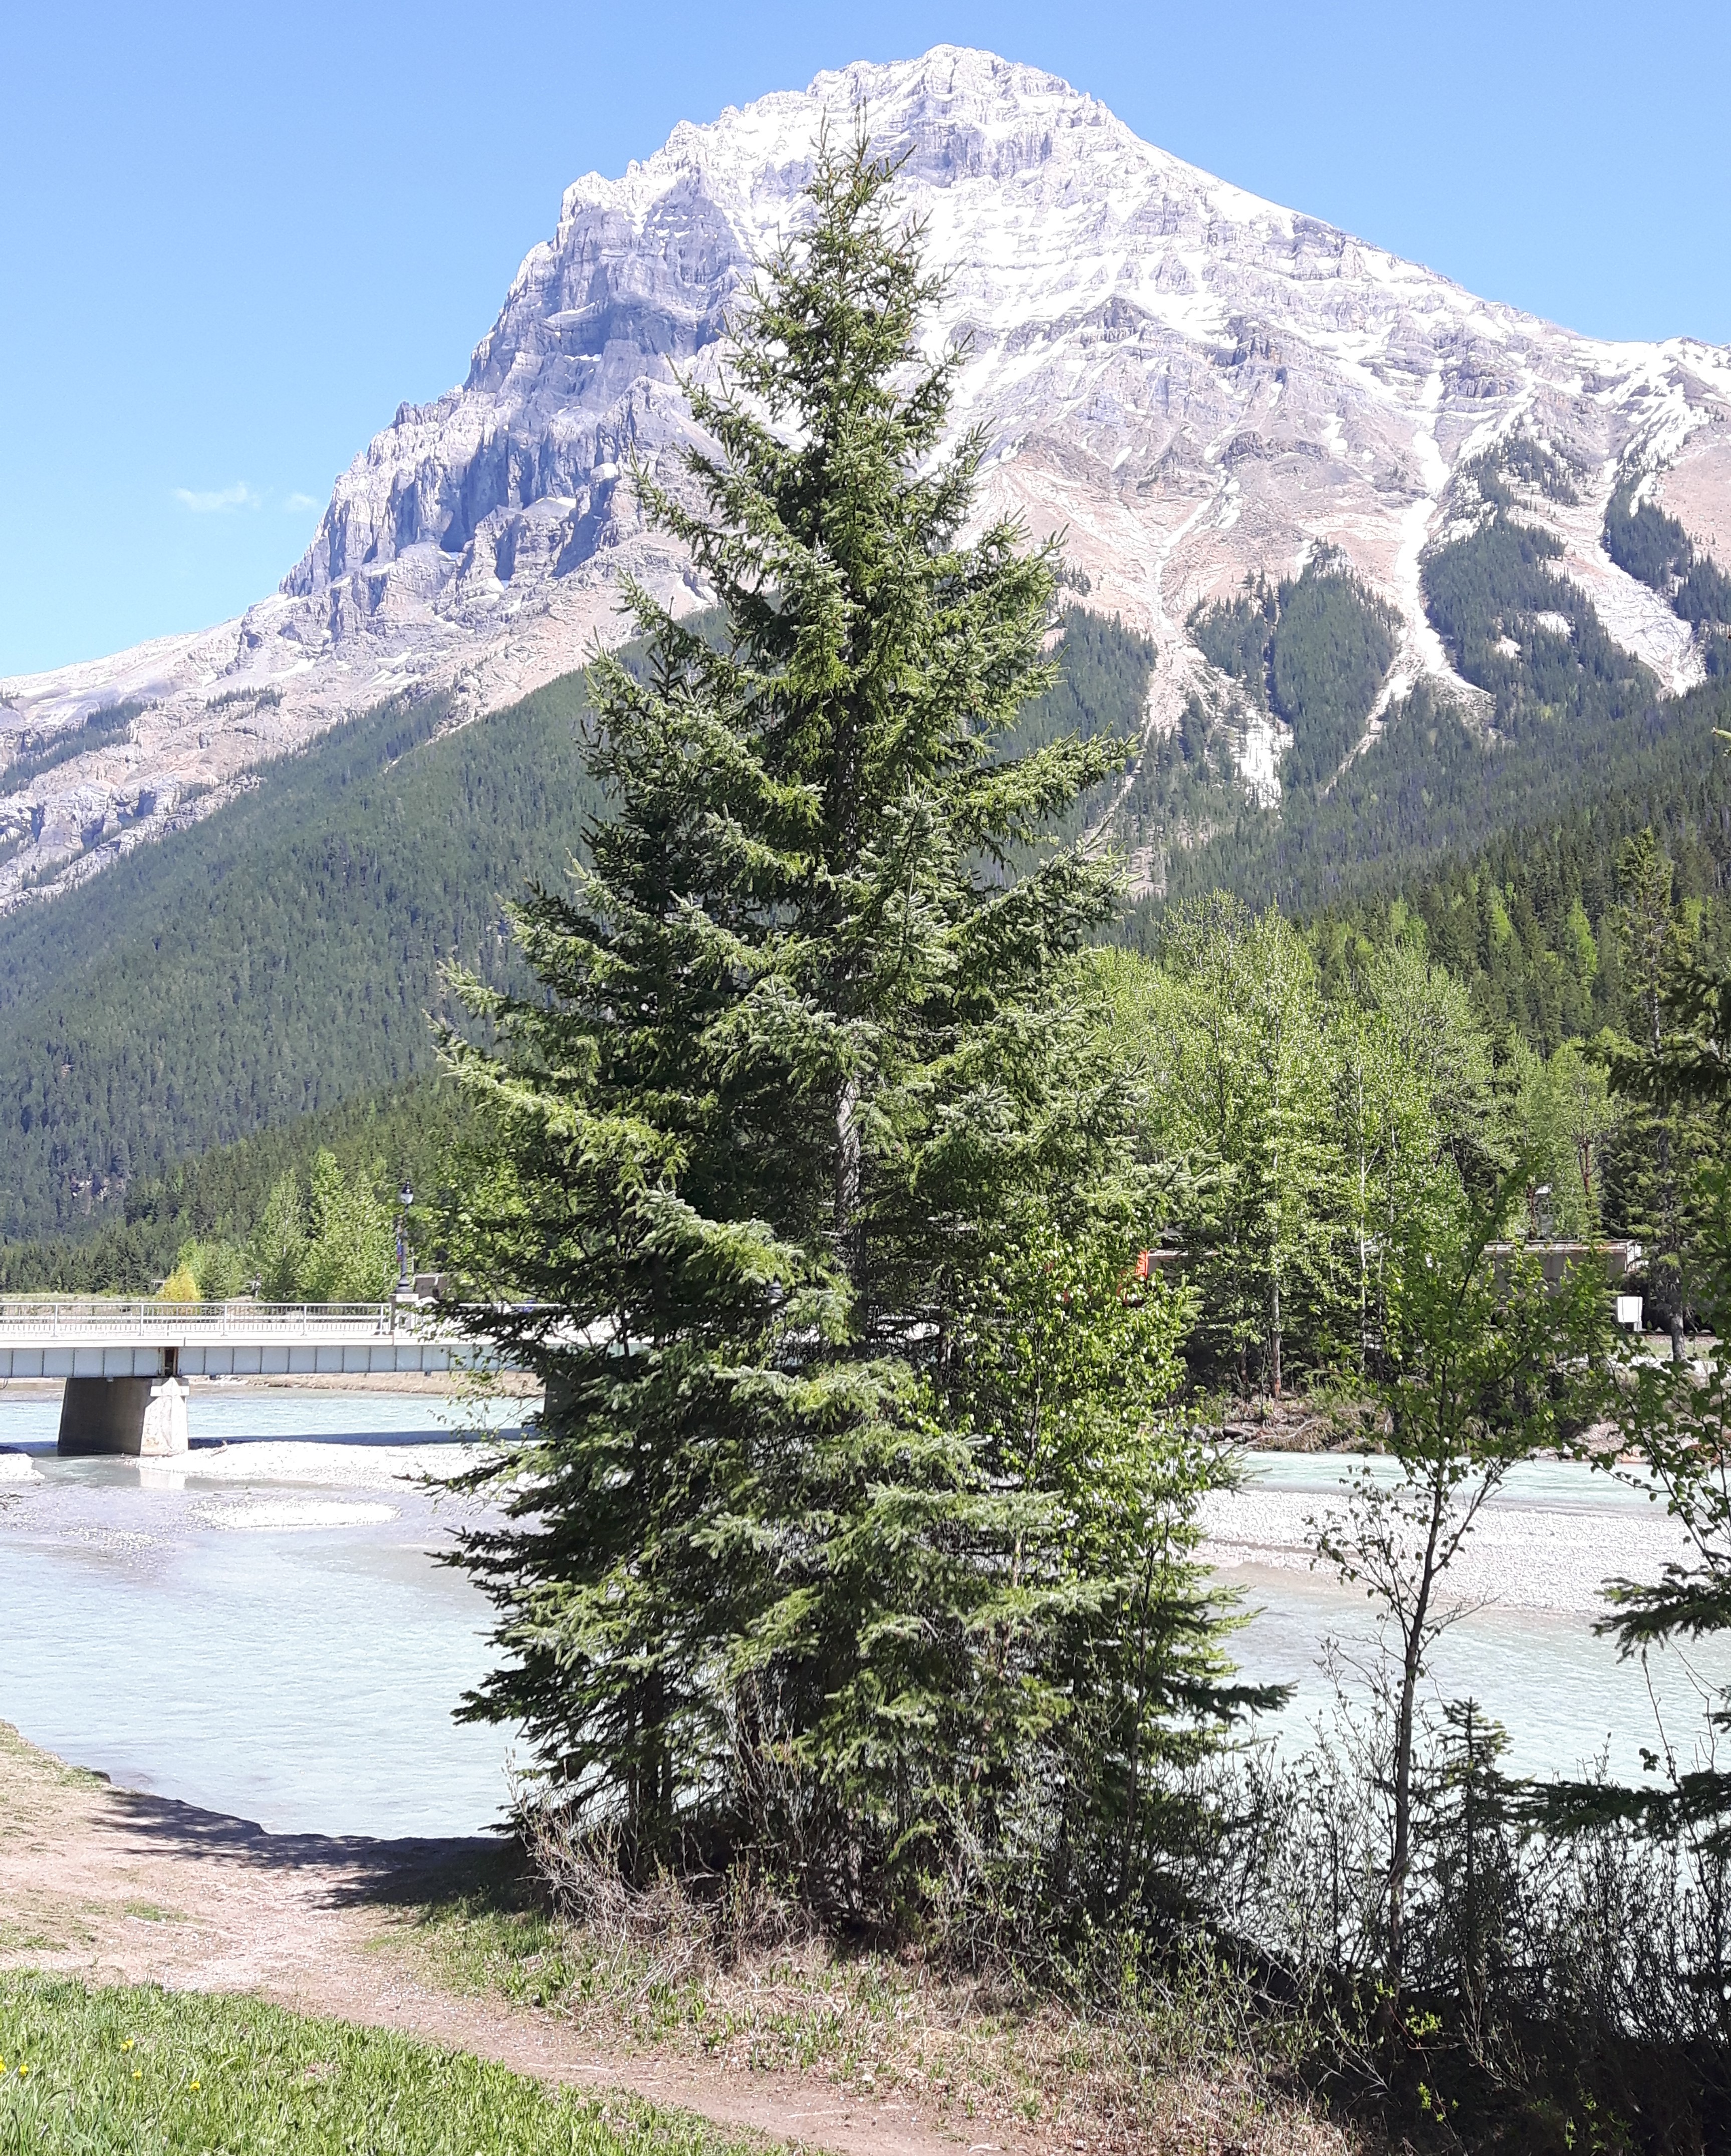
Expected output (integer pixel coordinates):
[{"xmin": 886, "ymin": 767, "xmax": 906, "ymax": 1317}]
[
  {"xmin": 1116, "ymin": 896, "xmax": 1342, "ymax": 1395},
  {"xmin": 1312, "ymin": 1173, "xmax": 1607, "ymax": 1989},
  {"xmin": 1331, "ymin": 942, "xmax": 1502, "ymax": 1375},
  {"xmin": 253, "ymin": 1150, "xmax": 395, "ymax": 1302},
  {"xmin": 438, "ymin": 131, "xmax": 1244, "ymax": 1921}
]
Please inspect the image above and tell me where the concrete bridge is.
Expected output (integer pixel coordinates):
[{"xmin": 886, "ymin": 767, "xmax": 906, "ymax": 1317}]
[{"xmin": 0, "ymin": 1300, "xmax": 486, "ymax": 1457}]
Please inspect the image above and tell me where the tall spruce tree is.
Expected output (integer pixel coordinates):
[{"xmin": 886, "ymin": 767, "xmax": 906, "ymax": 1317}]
[
  {"xmin": 439, "ymin": 132, "xmax": 1243, "ymax": 1916},
  {"xmin": 1604, "ymin": 829, "xmax": 1713, "ymax": 1353},
  {"xmin": 1548, "ymin": 954, "xmax": 1731, "ymax": 1851}
]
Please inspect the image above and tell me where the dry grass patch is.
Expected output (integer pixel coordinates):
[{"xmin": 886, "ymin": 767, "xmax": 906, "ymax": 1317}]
[
  {"xmin": 0, "ymin": 1723, "xmax": 110, "ymax": 1961},
  {"xmin": 406, "ymin": 1845, "xmax": 1357, "ymax": 2156}
]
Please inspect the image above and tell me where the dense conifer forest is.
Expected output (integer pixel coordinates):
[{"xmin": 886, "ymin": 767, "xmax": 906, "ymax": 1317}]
[
  {"xmin": 0, "ymin": 1078, "xmax": 457, "ymax": 1292},
  {"xmin": 995, "ymin": 605, "xmax": 1156, "ymax": 842},
  {"xmin": 1311, "ymin": 752, "xmax": 1731, "ymax": 1051},
  {"xmin": 0, "ymin": 673, "xmax": 605, "ymax": 1239}
]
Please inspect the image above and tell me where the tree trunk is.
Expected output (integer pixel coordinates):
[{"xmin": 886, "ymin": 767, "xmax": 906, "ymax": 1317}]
[
  {"xmin": 835, "ymin": 1074, "xmax": 862, "ymax": 1288},
  {"xmin": 1389, "ymin": 1492, "xmax": 1443, "ymax": 1986},
  {"xmin": 1389, "ymin": 1629, "xmax": 1421, "ymax": 1981}
]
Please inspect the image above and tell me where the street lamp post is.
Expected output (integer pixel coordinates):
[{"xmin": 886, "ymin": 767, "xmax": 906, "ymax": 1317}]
[{"xmin": 396, "ymin": 1181, "xmax": 414, "ymax": 1290}]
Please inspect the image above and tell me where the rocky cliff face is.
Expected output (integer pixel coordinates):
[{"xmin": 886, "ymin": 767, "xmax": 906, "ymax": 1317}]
[{"xmin": 4, "ymin": 44, "xmax": 1729, "ymax": 905}]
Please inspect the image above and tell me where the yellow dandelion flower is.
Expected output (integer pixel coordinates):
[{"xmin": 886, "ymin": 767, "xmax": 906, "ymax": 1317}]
[
  {"xmin": 121, "ymin": 2039, "xmax": 135, "ymax": 2052},
  {"xmin": 190, "ymin": 2079, "xmax": 200, "ymax": 2091},
  {"xmin": 133, "ymin": 2069, "xmax": 142, "ymax": 2081}
]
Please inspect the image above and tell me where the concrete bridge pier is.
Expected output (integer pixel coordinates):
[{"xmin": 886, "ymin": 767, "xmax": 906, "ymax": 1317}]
[{"xmin": 58, "ymin": 1362, "xmax": 189, "ymax": 1457}]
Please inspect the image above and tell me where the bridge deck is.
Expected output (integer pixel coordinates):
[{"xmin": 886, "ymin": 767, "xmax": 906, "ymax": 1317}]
[{"xmin": 0, "ymin": 1300, "xmax": 479, "ymax": 1379}]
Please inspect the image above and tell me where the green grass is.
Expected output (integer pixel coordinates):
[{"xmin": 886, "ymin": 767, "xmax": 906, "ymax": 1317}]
[{"xmin": 0, "ymin": 1974, "xmax": 767, "ymax": 2155}]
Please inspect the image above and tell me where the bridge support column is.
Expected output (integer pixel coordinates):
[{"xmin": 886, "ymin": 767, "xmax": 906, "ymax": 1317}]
[{"xmin": 58, "ymin": 1374, "xmax": 189, "ymax": 1457}]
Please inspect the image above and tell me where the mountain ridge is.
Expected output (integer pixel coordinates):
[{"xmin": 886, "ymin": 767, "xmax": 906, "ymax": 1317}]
[{"xmin": 2, "ymin": 43, "xmax": 1729, "ymax": 910}]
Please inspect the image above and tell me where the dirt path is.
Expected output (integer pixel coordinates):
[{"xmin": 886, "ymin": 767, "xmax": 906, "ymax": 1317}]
[{"xmin": 0, "ymin": 1723, "xmax": 997, "ymax": 2156}]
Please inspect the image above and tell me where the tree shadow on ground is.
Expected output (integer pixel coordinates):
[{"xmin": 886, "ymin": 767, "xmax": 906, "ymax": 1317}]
[{"xmin": 107, "ymin": 1784, "xmax": 518, "ymax": 1910}]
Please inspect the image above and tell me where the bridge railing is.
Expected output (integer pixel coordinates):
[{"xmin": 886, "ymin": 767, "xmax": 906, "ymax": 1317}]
[{"xmin": 0, "ymin": 1299, "xmax": 402, "ymax": 1336}]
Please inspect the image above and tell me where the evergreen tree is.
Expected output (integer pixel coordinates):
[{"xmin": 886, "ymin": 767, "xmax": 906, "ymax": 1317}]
[
  {"xmin": 1602, "ymin": 830, "xmax": 1714, "ymax": 1351},
  {"xmin": 439, "ymin": 132, "xmax": 1241, "ymax": 1915},
  {"xmin": 1554, "ymin": 949, "xmax": 1731, "ymax": 1851}
]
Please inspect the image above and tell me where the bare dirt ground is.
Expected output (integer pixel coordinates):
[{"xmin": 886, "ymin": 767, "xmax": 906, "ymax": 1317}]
[
  {"xmin": 0, "ymin": 1720, "xmax": 1349, "ymax": 2156},
  {"xmin": 0, "ymin": 1720, "xmax": 974, "ymax": 2155}
]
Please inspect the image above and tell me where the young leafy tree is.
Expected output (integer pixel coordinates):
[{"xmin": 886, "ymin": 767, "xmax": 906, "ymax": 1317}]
[
  {"xmin": 1332, "ymin": 943, "xmax": 1501, "ymax": 1375},
  {"xmin": 1127, "ymin": 895, "xmax": 1342, "ymax": 1396},
  {"xmin": 1508, "ymin": 1037, "xmax": 1618, "ymax": 1239},
  {"xmin": 253, "ymin": 1170, "xmax": 307, "ymax": 1302},
  {"xmin": 252, "ymin": 1151, "xmax": 394, "ymax": 1303},
  {"xmin": 1310, "ymin": 1172, "xmax": 1606, "ymax": 1990},
  {"xmin": 437, "ymin": 131, "xmax": 1219, "ymax": 1911},
  {"xmin": 173, "ymin": 1236, "xmax": 250, "ymax": 1301}
]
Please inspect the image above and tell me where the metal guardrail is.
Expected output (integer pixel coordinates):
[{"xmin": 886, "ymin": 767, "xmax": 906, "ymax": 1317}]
[
  {"xmin": 0, "ymin": 1300, "xmax": 401, "ymax": 1336},
  {"xmin": 0, "ymin": 1297, "xmax": 519, "ymax": 1383}
]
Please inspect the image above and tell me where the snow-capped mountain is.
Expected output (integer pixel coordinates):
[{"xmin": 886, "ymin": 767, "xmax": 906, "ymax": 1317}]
[{"xmin": 3, "ymin": 45, "xmax": 1728, "ymax": 906}]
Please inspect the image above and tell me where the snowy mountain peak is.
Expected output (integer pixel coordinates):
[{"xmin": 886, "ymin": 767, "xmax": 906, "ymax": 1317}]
[{"xmin": 3, "ymin": 46, "xmax": 1729, "ymax": 907}]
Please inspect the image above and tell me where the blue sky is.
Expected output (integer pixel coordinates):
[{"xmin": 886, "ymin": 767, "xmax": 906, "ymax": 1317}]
[{"xmin": 3, "ymin": 0, "xmax": 1726, "ymax": 677}]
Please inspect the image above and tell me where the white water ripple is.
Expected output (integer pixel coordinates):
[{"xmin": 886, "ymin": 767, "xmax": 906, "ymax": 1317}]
[{"xmin": 193, "ymin": 1497, "xmax": 401, "ymax": 1532}]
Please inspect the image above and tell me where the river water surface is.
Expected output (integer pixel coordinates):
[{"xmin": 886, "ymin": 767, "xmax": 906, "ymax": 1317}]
[
  {"xmin": 0, "ymin": 1389, "xmax": 520, "ymax": 1838},
  {"xmin": 3, "ymin": 1399, "xmax": 1724, "ymax": 1835},
  {"xmin": 1210, "ymin": 1452, "xmax": 1727, "ymax": 1783}
]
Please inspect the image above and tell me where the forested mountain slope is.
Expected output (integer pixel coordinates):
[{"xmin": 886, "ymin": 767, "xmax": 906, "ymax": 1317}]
[
  {"xmin": 1309, "ymin": 727, "xmax": 1731, "ymax": 1051},
  {"xmin": 5, "ymin": 528, "xmax": 1730, "ymax": 1255},
  {"xmin": 1124, "ymin": 435, "xmax": 1731, "ymax": 922},
  {"xmin": 0, "ymin": 675, "xmax": 604, "ymax": 1240}
]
